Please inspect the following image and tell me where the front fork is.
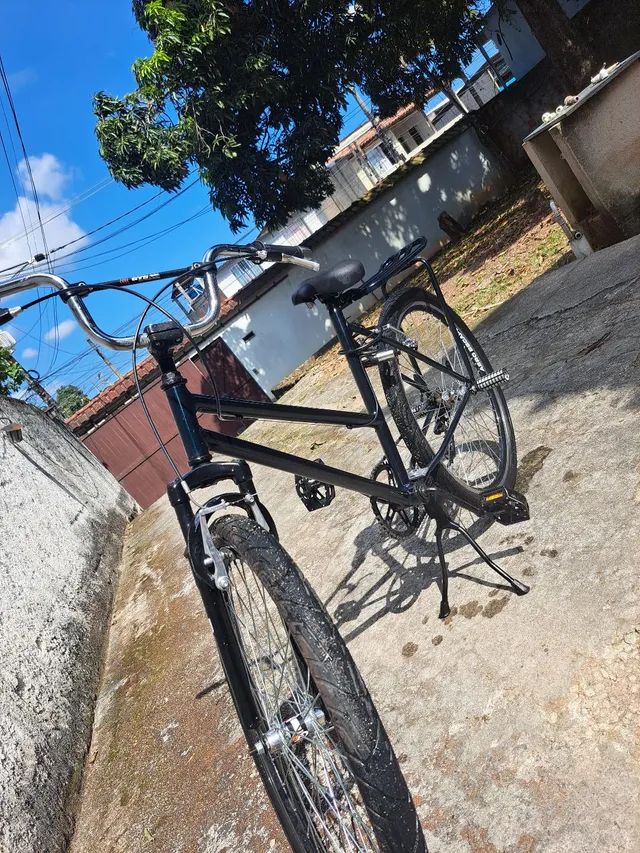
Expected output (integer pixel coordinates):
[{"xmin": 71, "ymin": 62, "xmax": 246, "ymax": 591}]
[{"xmin": 167, "ymin": 459, "xmax": 274, "ymax": 735}]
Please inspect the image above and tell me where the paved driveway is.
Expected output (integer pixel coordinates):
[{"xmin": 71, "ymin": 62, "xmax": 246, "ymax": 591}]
[{"xmin": 73, "ymin": 236, "xmax": 640, "ymax": 852}]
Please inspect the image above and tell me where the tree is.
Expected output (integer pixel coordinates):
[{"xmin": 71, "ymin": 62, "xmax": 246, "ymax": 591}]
[
  {"xmin": 0, "ymin": 347, "xmax": 22, "ymax": 396},
  {"xmin": 55, "ymin": 385, "xmax": 90, "ymax": 418},
  {"xmin": 506, "ymin": 0, "xmax": 594, "ymax": 91},
  {"xmin": 95, "ymin": 0, "xmax": 483, "ymax": 232},
  {"xmin": 96, "ymin": 1, "xmax": 595, "ymax": 231}
]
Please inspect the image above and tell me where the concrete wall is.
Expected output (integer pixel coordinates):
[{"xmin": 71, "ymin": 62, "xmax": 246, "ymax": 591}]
[
  {"xmin": 478, "ymin": 59, "xmax": 568, "ymax": 168},
  {"xmin": 484, "ymin": 2, "xmax": 545, "ymax": 80},
  {"xmin": 524, "ymin": 56, "xmax": 640, "ymax": 247},
  {"xmin": 0, "ymin": 398, "xmax": 136, "ymax": 853},
  {"xmin": 220, "ymin": 124, "xmax": 508, "ymax": 394},
  {"xmin": 484, "ymin": 0, "xmax": 592, "ymax": 79}
]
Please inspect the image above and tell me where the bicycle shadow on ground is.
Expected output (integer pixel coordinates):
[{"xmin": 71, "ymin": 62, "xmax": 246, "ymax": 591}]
[{"xmin": 325, "ymin": 513, "xmax": 524, "ymax": 643}]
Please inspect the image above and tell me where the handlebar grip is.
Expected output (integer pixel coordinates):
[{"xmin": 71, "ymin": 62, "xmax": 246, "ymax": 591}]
[{"xmin": 256, "ymin": 242, "xmax": 310, "ymax": 261}]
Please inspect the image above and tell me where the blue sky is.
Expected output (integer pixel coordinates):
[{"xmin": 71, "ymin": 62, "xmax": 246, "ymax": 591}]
[
  {"xmin": 1, "ymin": 2, "xmax": 497, "ymax": 400},
  {"xmin": 1, "ymin": 1, "xmax": 243, "ymax": 397}
]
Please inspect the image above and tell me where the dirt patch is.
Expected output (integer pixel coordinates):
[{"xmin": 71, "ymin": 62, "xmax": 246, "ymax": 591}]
[
  {"xmin": 516, "ymin": 446, "xmax": 552, "ymax": 494},
  {"xmin": 402, "ymin": 641, "xmax": 419, "ymax": 657},
  {"xmin": 70, "ymin": 502, "xmax": 286, "ymax": 853},
  {"xmin": 458, "ymin": 600, "xmax": 483, "ymax": 619},
  {"xmin": 482, "ymin": 596, "xmax": 509, "ymax": 619}
]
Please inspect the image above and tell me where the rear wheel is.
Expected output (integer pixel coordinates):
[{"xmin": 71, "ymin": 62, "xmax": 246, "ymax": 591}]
[
  {"xmin": 212, "ymin": 515, "xmax": 427, "ymax": 852},
  {"xmin": 379, "ymin": 287, "xmax": 517, "ymax": 506}
]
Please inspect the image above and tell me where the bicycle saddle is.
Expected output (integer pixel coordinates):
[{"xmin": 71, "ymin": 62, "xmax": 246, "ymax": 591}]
[{"xmin": 292, "ymin": 259, "xmax": 365, "ymax": 305}]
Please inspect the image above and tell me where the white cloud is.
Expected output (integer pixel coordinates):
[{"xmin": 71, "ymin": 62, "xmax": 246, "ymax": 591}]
[
  {"xmin": 18, "ymin": 154, "xmax": 70, "ymax": 202},
  {"xmin": 7, "ymin": 68, "xmax": 38, "ymax": 93},
  {"xmin": 0, "ymin": 154, "xmax": 87, "ymax": 276},
  {"xmin": 44, "ymin": 319, "xmax": 76, "ymax": 342},
  {"xmin": 21, "ymin": 346, "xmax": 38, "ymax": 359}
]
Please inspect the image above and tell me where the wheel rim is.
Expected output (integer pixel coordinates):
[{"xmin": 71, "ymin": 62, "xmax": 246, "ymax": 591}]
[
  {"xmin": 222, "ymin": 545, "xmax": 380, "ymax": 852},
  {"xmin": 392, "ymin": 301, "xmax": 507, "ymax": 491}
]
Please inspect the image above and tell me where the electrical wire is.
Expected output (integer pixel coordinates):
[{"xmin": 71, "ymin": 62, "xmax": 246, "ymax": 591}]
[
  {"xmin": 51, "ymin": 204, "xmax": 211, "ymax": 278},
  {"xmin": 47, "ymin": 172, "xmax": 201, "ymax": 265},
  {"xmin": 12, "ymin": 276, "xmax": 225, "ymax": 484},
  {"xmin": 47, "ymin": 186, "xmax": 167, "ymax": 255},
  {"xmin": 0, "ymin": 177, "xmax": 114, "ymax": 251},
  {"xmin": 0, "ymin": 54, "xmax": 52, "ymax": 273}
]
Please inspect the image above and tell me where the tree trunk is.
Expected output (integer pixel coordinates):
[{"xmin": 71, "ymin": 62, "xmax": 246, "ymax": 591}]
[{"xmin": 516, "ymin": 0, "xmax": 595, "ymax": 92}]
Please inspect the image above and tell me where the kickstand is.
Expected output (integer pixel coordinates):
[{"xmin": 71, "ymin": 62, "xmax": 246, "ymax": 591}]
[
  {"xmin": 434, "ymin": 518, "xmax": 529, "ymax": 620},
  {"xmin": 434, "ymin": 524, "xmax": 451, "ymax": 619}
]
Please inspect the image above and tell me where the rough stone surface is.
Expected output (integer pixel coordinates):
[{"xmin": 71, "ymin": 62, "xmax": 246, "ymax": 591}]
[
  {"xmin": 0, "ymin": 398, "xmax": 136, "ymax": 853},
  {"xmin": 72, "ymin": 235, "xmax": 640, "ymax": 851}
]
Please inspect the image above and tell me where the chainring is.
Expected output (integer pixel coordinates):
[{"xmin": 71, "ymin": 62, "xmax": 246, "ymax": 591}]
[{"xmin": 369, "ymin": 458, "xmax": 426, "ymax": 539}]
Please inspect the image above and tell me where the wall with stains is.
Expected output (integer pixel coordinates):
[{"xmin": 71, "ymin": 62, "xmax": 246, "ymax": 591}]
[{"xmin": 0, "ymin": 397, "xmax": 136, "ymax": 853}]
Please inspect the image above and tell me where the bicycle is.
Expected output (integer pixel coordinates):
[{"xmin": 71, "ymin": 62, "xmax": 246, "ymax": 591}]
[{"xmin": 0, "ymin": 236, "xmax": 530, "ymax": 852}]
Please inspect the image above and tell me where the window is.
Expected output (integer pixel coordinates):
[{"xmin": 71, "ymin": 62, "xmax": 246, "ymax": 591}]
[
  {"xmin": 184, "ymin": 279, "xmax": 204, "ymax": 301},
  {"xmin": 242, "ymin": 330, "xmax": 256, "ymax": 343},
  {"xmin": 408, "ymin": 126, "xmax": 424, "ymax": 146},
  {"xmin": 366, "ymin": 144, "xmax": 394, "ymax": 177},
  {"xmin": 233, "ymin": 258, "xmax": 258, "ymax": 286},
  {"xmin": 397, "ymin": 135, "xmax": 413, "ymax": 154}
]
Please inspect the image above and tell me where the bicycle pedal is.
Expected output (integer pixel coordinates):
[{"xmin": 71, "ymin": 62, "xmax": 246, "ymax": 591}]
[
  {"xmin": 472, "ymin": 369, "xmax": 509, "ymax": 392},
  {"xmin": 481, "ymin": 487, "xmax": 529, "ymax": 525},
  {"xmin": 294, "ymin": 460, "xmax": 336, "ymax": 512}
]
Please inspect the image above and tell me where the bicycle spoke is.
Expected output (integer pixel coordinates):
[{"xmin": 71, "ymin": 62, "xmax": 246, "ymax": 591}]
[
  {"xmin": 221, "ymin": 543, "xmax": 380, "ymax": 852},
  {"xmin": 395, "ymin": 302, "xmax": 507, "ymax": 490}
]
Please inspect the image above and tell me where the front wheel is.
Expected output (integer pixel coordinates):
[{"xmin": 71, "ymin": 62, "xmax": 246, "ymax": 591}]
[
  {"xmin": 379, "ymin": 286, "xmax": 517, "ymax": 506},
  {"xmin": 211, "ymin": 515, "xmax": 427, "ymax": 852}
]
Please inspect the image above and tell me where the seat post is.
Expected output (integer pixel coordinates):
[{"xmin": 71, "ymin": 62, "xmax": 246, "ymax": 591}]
[{"xmin": 325, "ymin": 302, "xmax": 411, "ymax": 491}]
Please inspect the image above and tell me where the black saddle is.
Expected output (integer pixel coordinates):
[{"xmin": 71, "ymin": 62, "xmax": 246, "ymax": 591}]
[{"xmin": 292, "ymin": 260, "xmax": 365, "ymax": 305}]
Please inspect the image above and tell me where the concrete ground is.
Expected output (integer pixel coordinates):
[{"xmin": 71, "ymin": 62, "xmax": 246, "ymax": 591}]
[{"xmin": 72, "ymin": 235, "xmax": 640, "ymax": 852}]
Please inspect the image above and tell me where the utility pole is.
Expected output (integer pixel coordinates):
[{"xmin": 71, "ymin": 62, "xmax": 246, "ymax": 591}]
[
  {"xmin": 86, "ymin": 337, "xmax": 124, "ymax": 381},
  {"xmin": 351, "ymin": 88, "xmax": 403, "ymax": 164},
  {"xmin": 0, "ymin": 330, "xmax": 64, "ymax": 417}
]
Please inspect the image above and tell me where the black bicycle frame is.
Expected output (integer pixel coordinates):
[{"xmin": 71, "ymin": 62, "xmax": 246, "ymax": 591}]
[{"xmin": 155, "ymin": 256, "xmax": 479, "ymax": 514}]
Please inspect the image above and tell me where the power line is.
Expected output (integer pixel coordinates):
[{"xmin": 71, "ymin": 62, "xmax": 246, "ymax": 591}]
[
  {"xmin": 0, "ymin": 175, "xmax": 114, "ymax": 251},
  {"xmin": 0, "ymin": 128, "xmax": 34, "ymax": 261},
  {"xmin": 47, "ymin": 185, "xmax": 167, "ymax": 256},
  {"xmin": 0, "ymin": 53, "xmax": 52, "ymax": 274},
  {"xmin": 47, "ymin": 172, "xmax": 201, "ymax": 264},
  {"xmin": 51, "ymin": 204, "xmax": 211, "ymax": 277}
]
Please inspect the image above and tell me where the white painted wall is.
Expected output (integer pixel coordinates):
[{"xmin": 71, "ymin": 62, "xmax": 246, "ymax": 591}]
[
  {"xmin": 484, "ymin": 0, "xmax": 592, "ymax": 79},
  {"xmin": 212, "ymin": 124, "xmax": 508, "ymax": 396},
  {"xmin": 220, "ymin": 282, "xmax": 379, "ymax": 394}
]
